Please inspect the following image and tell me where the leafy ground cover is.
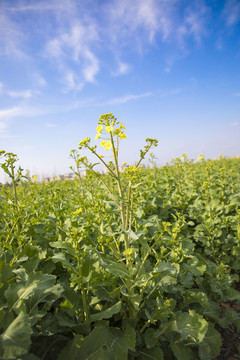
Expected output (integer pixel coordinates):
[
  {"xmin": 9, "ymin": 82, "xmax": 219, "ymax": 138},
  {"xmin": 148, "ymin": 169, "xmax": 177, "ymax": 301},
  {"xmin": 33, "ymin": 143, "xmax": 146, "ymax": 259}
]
[{"xmin": 0, "ymin": 115, "xmax": 240, "ymax": 359}]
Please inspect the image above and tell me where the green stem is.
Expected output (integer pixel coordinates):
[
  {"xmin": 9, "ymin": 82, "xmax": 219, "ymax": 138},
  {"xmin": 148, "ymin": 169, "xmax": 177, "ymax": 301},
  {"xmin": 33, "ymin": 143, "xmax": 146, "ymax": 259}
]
[
  {"xmin": 109, "ymin": 132, "xmax": 129, "ymax": 254},
  {"xmin": 135, "ymin": 232, "xmax": 163, "ymax": 281},
  {"xmin": 10, "ymin": 163, "xmax": 18, "ymax": 205},
  {"xmin": 86, "ymin": 145, "xmax": 118, "ymax": 179}
]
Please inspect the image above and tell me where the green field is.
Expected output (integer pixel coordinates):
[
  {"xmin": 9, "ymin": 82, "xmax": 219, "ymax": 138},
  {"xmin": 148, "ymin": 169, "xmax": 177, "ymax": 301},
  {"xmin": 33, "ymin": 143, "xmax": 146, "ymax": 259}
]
[{"xmin": 0, "ymin": 115, "xmax": 240, "ymax": 359}]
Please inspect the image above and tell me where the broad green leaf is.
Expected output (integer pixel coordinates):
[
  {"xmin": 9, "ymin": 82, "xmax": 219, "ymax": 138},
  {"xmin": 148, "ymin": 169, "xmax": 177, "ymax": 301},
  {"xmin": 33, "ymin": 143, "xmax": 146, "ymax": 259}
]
[
  {"xmin": 0, "ymin": 312, "xmax": 32, "ymax": 359},
  {"xmin": 183, "ymin": 291, "xmax": 209, "ymax": 309},
  {"xmin": 0, "ymin": 260, "xmax": 13, "ymax": 286},
  {"xmin": 5, "ymin": 272, "xmax": 63, "ymax": 323},
  {"xmin": 139, "ymin": 347, "xmax": 164, "ymax": 359},
  {"xmin": 105, "ymin": 262, "xmax": 130, "ymax": 279},
  {"xmin": 171, "ymin": 341, "xmax": 197, "ymax": 360},
  {"xmin": 52, "ymin": 252, "xmax": 77, "ymax": 273},
  {"xmin": 90, "ymin": 301, "xmax": 122, "ymax": 321},
  {"xmin": 225, "ymin": 287, "xmax": 240, "ymax": 301},
  {"xmin": 124, "ymin": 229, "xmax": 139, "ymax": 240},
  {"xmin": 175, "ymin": 310, "xmax": 208, "ymax": 343},
  {"xmin": 50, "ymin": 241, "xmax": 77, "ymax": 257},
  {"xmin": 57, "ymin": 334, "xmax": 84, "ymax": 360},
  {"xmin": 58, "ymin": 324, "xmax": 135, "ymax": 360},
  {"xmin": 198, "ymin": 324, "xmax": 221, "ymax": 360},
  {"xmin": 145, "ymin": 328, "xmax": 160, "ymax": 349},
  {"xmin": 153, "ymin": 262, "xmax": 179, "ymax": 275}
]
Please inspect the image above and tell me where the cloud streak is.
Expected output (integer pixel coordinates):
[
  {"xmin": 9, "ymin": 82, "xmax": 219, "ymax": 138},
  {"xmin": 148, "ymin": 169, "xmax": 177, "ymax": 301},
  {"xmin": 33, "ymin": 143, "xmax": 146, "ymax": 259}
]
[
  {"xmin": 0, "ymin": 0, "xmax": 213, "ymax": 92},
  {"xmin": 223, "ymin": 0, "xmax": 240, "ymax": 26},
  {"xmin": 106, "ymin": 92, "xmax": 152, "ymax": 105}
]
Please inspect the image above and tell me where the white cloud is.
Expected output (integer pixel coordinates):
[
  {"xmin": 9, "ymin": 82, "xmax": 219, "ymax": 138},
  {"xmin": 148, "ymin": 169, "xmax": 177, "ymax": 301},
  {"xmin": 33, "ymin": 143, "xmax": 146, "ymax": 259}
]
[
  {"xmin": 107, "ymin": 92, "xmax": 152, "ymax": 105},
  {"xmin": 164, "ymin": 67, "xmax": 171, "ymax": 73},
  {"xmin": 106, "ymin": 0, "xmax": 172, "ymax": 45},
  {"xmin": 159, "ymin": 88, "xmax": 182, "ymax": 97},
  {"xmin": 63, "ymin": 71, "xmax": 84, "ymax": 92},
  {"xmin": 7, "ymin": 1, "xmax": 66, "ymax": 12},
  {"xmin": 32, "ymin": 73, "xmax": 47, "ymax": 87},
  {"xmin": 112, "ymin": 61, "xmax": 130, "ymax": 76},
  {"xmin": 0, "ymin": 12, "xmax": 26, "ymax": 58},
  {"xmin": 231, "ymin": 121, "xmax": 239, "ymax": 126},
  {"xmin": 0, "ymin": 82, "xmax": 4, "ymax": 94},
  {"xmin": 0, "ymin": 120, "xmax": 7, "ymax": 132},
  {"xmin": 45, "ymin": 21, "xmax": 99, "ymax": 89},
  {"xmin": 177, "ymin": 2, "xmax": 209, "ymax": 46},
  {"xmin": 223, "ymin": 0, "xmax": 240, "ymax": 26},
  {"xmin": 46, "ymin": 123, "xmax": 59, "ymax": 128},
  {"xmin": 82, "ymin": 50, "xmax": 99, "ymax": 83},
  {"xmin": 7, "ymin": 89, "xmax": 33, "ymax": 99}
]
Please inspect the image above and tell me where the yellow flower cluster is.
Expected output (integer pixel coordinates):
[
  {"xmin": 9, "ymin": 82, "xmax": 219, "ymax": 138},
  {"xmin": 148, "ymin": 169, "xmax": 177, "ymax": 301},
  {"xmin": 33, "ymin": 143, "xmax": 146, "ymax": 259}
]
[
  {"xmin": 94, "ymin": 113, "xmax": 127, "ymax": 143},
  {"xmin": 197, "ymin": 154, "xmax": 205, "ymax": 161},
  {"xmin": 32, "ymin": 175, "xmax": 38, "ymax": 183},
  {"xmin": 79, "ymin": 137, "xmax": 90, "ymax": 146},
  {"xmin": 100, "ymin": 140, "xmax": 112, "ymax": 151},
  {"xmin": 73, "ymin": 208, "xmax": 83, "ymax": 215}
]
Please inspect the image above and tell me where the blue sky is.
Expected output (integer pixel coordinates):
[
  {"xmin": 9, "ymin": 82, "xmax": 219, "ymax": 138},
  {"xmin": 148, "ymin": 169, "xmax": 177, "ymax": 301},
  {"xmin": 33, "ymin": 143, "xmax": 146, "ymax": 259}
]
[{"xmin": 0, "ymin": 0, "xmax": 240, "ymax": 181}]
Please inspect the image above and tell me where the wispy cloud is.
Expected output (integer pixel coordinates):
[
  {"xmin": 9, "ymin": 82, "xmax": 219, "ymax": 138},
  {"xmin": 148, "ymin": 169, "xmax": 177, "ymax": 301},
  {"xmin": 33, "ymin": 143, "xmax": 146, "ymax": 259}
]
[
  {"xmin": 231, "ymin": 121, "xmax": 239, "ymax": 127},
  {"xmin": 159, "ymin": 88, "xmax": 183, "ymax": 97},
  {"xmin": 223, "ymin": 0, "xmax": 240, "ymax": 26},
  {"xmin": 7, "ymin": 89, "xmax": 33, "ymax": 99},
  {"xmin": 32, "ymin": 73, "xmax": 47, "ymax": 87},
  {"xmin": 112, "ymin": 61, "xmax": 130, "ymax": 76},
  {"xmin": 234, "ymin": 92, "xmax": 240, "ymax": 96},
  {"xmin": 177, "ymin": 2, "xmax": 209, "ymax": 46},
  {"xmin": 45, "ymin": 21, "xmax": 99, "ymax": 90},
  {"xmin": 46, "ymin": 123, "xmax": 59, "ymax": 128},
  {"xmin": 0, "ymin": 84, "xmax": 34, "ymax": 99},
  {"xmin": 106, "ymin": 92, "xmax": 152, "ymax": 105},
  {"xmin": 0, "ymin": 12, "xmax": 26, "ymax": 58}
]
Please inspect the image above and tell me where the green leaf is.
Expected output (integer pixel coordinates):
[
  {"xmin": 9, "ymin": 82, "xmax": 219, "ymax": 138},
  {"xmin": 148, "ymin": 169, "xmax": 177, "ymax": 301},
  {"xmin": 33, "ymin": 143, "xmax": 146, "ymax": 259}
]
[
  {"xmin": 145, "ymin": 328, "xmax": 160, "ymax": 349},
  {"xmin": 139, "ymin": 347, "xmax": 164, "ymax": 359},
  {"xmin": 198, "ymin": 324, "xmax": 221, "ymax": 360},
  {"xmin": 175, "ymin": 310, "xmax": 208, "ymax": 343},
  {"xmin": 171, "ymin": 341, "xmax": 197, "ymax": 360},
  {"xmin": 124, "ymin": 229, "xmax": 139, "ymax": 240},
  {"xmin": 0, "ymin": 312, "xmax": 32, "ymax": 359},
  {"xmin": 153, "ymin": 262, "xmax": 179, "ymax": 275},
  {"xmin": 105, "ymin": 261, "xmax": 130, "ymax": 279},
  {"xmin": 4, "ymin": 272, "xmax": 63, "ymax": 323},
  {"xmin": 225, "ymin": 287, "xmax": 240, "ymax": 301},
  {"xmin": 50, "ymin": 241, "xmax": 77, "ymax": 257},
  {"xmin": 183, "ymin": 291, "xmax": 210, "ymax": 309},
  {"xmin": 58, "ymin": 324, "xmax": 135, "ymax": 360},
  {"xmin": 90, "ymin": 301, "xmax": 122, "ymax": 321},
  {"xmin": 52, "ymin": 252, "xmax": 77, "ymax": 273},
  {"xmin": 0, "ymin": 260, "xmax": 13, "ymax": 287}
]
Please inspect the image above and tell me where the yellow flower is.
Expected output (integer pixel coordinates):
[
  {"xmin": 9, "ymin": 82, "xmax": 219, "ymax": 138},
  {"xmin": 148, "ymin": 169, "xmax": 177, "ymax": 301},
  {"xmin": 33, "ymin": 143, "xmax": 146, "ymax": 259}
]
[
  {"xmin": 105, "ymin": 141, "xmax": 112, "ymax": 151},
  {"xmin": 99, "ymin": 155, "xmax": 104, "ymax": 158},
  {"xmin": 105, "ymin": 125, "xmax": 114, "ymax": 132},
  {"xmin": 197, "ymin": 154, "xmax": 205, "ymax": 161},
  {"xmin": 79, "ymin": 137, "xmax": 90, "ymax": 146},
  {"xmin": 32, "ymin": 175, "xmax": 38, "ymax": 183},
  {"xmin": 120, "ymin": 123, "xmax": 126, "ymax": 129},
  {"xmin": 122, "ymin": 162, "xmax": 127, "ymax": 166},
  {"xmin": 94, "ymin": 133, "xmax": 101, "ymax": 140},
  {"xmin": 113, "ymin": 129, "xmax": 121, "ymax": 135},
  {"xmin": 73, "ymin": 208, "xmax": 83, "ymax": 215},
  {"xmin": 119, "ymin": 132, "xmax": 127, "ymax": 139},
  {"xmin": 100, "ymin": 140, "xmax": 112, "ymax": 151},
  {"xmin": 123, "ymin": 248, "xmax": 133, "ymax": 256},
  {"xmin": 96, "ymin": 125, "xmax": 103, "ymax": 133}
]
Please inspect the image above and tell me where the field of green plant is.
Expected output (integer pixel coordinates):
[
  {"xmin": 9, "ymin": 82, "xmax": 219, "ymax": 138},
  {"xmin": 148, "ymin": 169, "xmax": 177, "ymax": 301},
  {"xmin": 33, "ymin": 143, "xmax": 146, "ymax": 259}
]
[{"xmin": 0, "ymin": 114, "xmax": 240, "ymax": 360}]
